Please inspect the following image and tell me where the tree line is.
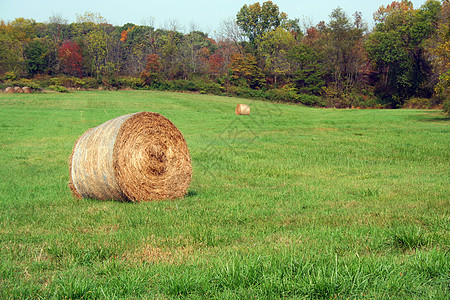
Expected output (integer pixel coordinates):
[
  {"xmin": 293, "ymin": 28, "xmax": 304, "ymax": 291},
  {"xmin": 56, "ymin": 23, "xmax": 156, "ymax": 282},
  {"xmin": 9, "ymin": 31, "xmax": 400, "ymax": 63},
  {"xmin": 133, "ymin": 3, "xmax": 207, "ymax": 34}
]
[{"xmin": 0, "ymin": 0, "xmax": 449, "ymax": 110}]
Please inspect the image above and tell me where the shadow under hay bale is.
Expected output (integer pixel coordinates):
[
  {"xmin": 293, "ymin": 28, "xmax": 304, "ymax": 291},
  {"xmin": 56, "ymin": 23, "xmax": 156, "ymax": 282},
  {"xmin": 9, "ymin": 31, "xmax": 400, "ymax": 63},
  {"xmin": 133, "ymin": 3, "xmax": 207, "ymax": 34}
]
[
  {"xmin": 236, "ymin": 104, "xmax": 250, "ymax": 115},
  {"xmin": 69, "ymin": 112, "xmax": 192, "ymax": 202}
]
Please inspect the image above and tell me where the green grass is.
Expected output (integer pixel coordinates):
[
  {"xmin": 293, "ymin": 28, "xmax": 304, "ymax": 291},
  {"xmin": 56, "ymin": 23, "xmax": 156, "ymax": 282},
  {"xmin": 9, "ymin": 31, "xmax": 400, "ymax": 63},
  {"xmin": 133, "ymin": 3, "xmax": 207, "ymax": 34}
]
[{"xmin": 0, "ymin": 90, "xmax": 449, "ymax": 299}]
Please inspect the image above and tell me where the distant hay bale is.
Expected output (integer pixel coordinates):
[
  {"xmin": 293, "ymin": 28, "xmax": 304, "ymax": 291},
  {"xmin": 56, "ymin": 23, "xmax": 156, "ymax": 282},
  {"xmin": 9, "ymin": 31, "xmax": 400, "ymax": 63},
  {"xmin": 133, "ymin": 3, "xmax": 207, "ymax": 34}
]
[
  {"xmin": 235, "ymin": 104, "xmax": 250, "ymax": 115},
  {"xmin": 14, "ymin": 86, "xmax": 23, "ymax": 93},
  {"xmin": 69, "ymin": 112, "xmax": 192, "ymax": 202},
  {"xmin": 22, "ymin": 86, "xmax": 32, "ymax": 93},
  {"xmin": 5, "ymin": 87, "xmax": 14, "ymax": 93}
]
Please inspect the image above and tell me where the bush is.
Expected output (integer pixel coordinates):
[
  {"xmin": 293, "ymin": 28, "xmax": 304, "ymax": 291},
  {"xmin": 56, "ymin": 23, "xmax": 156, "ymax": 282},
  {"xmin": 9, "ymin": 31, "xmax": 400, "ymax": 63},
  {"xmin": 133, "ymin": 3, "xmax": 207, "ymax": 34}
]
[
  {"xmin": 52, "ymin": 76, "xmax": 83, "ymax": 88},
  {"xmin": 101, "ymin": 76, "xmax": 119, "ymax": 89},
  {"xmin": 323, "ymin": 90, "xmax": 379, "ymax": 108},
  {"xmin": 225, "ymin": 86, "xmax": 267, "ymax": 100},
  {"xmin": 3, "ymin": 71, "xmax": 19, "ymax": 81},
  {"xmin": 403, "ymin": 97, "xmax": 435, "ymax": 109},
  {"xmin": 297, "ymin": 93, "xmax": 326, "ymax": 107},
  {"xmin": 82, "ymin": 77, "xmax": 101, "ymax": 89},
  {"xmin": 30, "ymin": 74, "xmax": 52, "ymax": 88},
  {"xmin": 0, "ymin": 74, "xmax": 363, "ymax": 109},
  {"xmin": 199, "ymin": 82, "xmax": 224, "ymax": 95},
  {"xmin": 172, "ymin": 80, "xmax": 198, "ymax": 91},
  {"xmin": 265, "ymin": 89, "xmax": 298, "ymax": 102},
  {"xmin": 117, "ymin": 77, "xmax": 146, "ymax": 89},
  {"xmin": 47, "ymin": 85, "xmax": 69, "ymax": 93},
  {"xmin": 140, "ymin": 72, "xmax": 160, "ymax": 87},
  {"xmin": 443, "ymin": 99, "xmax": 450, "ymax": 115},
  {"xmin": 224, "ymin": 85, "xmax": 327, "ymax": 106},
  {"xmin": 0, "ymin": 79, "xmax": 42, "ymax": 91},
  {"xmin": 146, "ymin": 79, "xmax": 224, "ymax": 95}
]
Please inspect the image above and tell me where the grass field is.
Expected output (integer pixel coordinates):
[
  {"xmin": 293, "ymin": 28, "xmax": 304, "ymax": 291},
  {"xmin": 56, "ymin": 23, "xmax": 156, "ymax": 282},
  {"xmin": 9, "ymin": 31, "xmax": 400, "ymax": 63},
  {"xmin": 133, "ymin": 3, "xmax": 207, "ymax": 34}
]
[{"xmin": 0, "ymin": 90, "xmax": 449, "ymax": 299}]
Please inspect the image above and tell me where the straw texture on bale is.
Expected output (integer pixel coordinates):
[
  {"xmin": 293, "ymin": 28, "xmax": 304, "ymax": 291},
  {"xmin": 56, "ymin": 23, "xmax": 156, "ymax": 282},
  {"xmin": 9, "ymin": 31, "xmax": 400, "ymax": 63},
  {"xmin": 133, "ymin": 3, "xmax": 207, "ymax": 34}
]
[
  {"xmin": 69, "ymin": 112, "xmax": 192, "ymax": 202},
  {"xmin": 22, "ymin": 86, "xmax": 32, "ymax": 93},
  {"xmin": 5, "ymin": 87, "xmax": 14, "ymax": 93},
  {"xmin": 235, "ymin": 104, "xmax": 250, "ymax": 115},
  {"xmin": 14, "ymin": 86, "xmax": 23, "ymax": 93}
]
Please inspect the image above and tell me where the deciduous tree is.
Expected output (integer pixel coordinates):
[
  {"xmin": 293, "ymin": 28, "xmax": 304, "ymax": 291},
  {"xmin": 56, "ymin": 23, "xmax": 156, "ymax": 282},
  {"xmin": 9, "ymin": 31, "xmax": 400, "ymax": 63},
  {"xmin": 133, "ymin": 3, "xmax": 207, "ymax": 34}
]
[
  {"xmin": 366, "ymin": 0, "xmax": 441, "ymax": 106},
  {"xmin": 179, "ymin": 31, "xmax": 215, "ymax": 76},
  {"xmin": 289, "ymin": 43, "xmax": 326, "ymax": 95},
  {"xmin": 140, "ymin": 53, "xmax": 161, "ymax": 85},
  {"xmin": 236, "ymin": 1, "xmax": 288, "ymax": 44},
  {"xmin": 117, "ymin": 24, "xmax": 154, "ymax": 76},
  {"xmin": 0, "ymin": 18, "xmax": 37, "ymax": 76},
  {"xmin": 24, "ymin": 38, "xmax": 50, "ymax": 76},
  {"xmin": 154, "ymin": 29, "xmax": 183, "ymax": 79},
  {"xmin": 0, "ymin": 32, "xmax": 23, "ymax": 76},
  {"xmin": 427, "ymin": 0, "xmax": 449, "ymax": 101},
  {"xmin": 59, "ymin": 40, "xmax": 83, "ymax": 77},
  {"xmin": 229, "ymin": 53, "xmax": 265, "ymax": 88},
  {"xmin": 325, "ymin": 8, "xmax": 367, "ymax": 95},
  {"xmin": 208, "ymin": 52, "xmax": 225, "ymax": 76},
  {"xmin": 258, "ymin": 27, "xmax": 296, "ymax": 84}
]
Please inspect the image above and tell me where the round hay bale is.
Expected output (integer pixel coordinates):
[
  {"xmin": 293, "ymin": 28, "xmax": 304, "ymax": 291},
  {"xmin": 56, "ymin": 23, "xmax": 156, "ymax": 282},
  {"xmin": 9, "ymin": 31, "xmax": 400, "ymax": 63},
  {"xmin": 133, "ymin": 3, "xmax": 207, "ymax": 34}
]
[
  {"xmin": 235, "ymin": 104, "xmax": 250, "ymax": 115},
  {"xmin": 22, "ymin": 86, "xmax": 32, "ymax": 93},
  {"xmin": 14, "ymin": 86, "xmax": 23, "ymax": 93},
  {"xmin": 5, "ymin": 87, "xmax": 15, "ymax": 93},
  {"xmin": 69, "ymin": 112, "xmax": 192, "ymax": 202}
]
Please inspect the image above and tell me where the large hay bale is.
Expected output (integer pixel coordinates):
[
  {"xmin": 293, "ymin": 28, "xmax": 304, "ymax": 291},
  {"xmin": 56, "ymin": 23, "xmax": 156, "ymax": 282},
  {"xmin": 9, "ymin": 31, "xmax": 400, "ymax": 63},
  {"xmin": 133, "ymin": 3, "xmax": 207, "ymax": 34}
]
[
  {"xmin": 14, "ymin": 86, "xmax": 23, "ymax": 93},
  {"xmin": 69, "ymin": 112, "xmax": 192, "ymax": 202},
  {"xmin": 5, "ymin": 87, "xmax": 14, "ymax": 93},
  {"xmin": 235, "ymin": 104, "xmax": 250, "ymax": 115},
  {"xmin": 22, "ymin": 86, "xmax": 32, "ymax": 93}
]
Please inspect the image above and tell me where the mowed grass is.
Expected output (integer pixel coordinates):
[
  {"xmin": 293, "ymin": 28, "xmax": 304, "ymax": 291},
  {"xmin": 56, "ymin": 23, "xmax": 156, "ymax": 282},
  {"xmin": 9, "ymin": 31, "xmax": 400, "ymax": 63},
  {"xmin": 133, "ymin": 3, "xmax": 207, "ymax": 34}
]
[{"xmin": 0, "ymin": 90, "xmax": 448, "ymax": 299}]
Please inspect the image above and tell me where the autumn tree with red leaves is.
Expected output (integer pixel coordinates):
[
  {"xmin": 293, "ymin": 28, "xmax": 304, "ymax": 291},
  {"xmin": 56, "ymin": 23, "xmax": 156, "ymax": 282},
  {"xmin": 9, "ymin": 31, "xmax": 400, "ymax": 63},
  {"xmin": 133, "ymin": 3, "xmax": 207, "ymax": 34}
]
[
  {"xmin": 58, "ymin": 40, "xmax": 83, "ymax": 77},
  {"xmin": 140, "ymin": 53, "xmax": 161, "ymax": 85},
  {"xmin": 208, "ymin": 53, "xmax": 225, "ymax": 76}
]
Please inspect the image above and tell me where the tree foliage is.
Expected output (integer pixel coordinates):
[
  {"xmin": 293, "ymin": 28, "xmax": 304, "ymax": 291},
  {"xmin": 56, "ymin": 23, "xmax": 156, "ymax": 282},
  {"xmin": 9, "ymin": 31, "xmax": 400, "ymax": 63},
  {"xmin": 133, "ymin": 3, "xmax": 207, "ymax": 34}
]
[
  {"xmin": 236, "ymin": 1, "xmax": 288, "ymax": 44},
  {"xmin": 0, "ymin": 32, "xmax": 23, "ymax": 76},
  {"xmin": 59, "ymin": 40, "xmax": 83, "ymax": 77},
  {"xmin": 0, "ymin": 4, "xmax": 448, "ymax": 110},
  {"xmin": 229, "ymin": 53, "xmax": 265, "ymax": 88},
  {"xmin": 289, "ymin": 43, "xmax": 325, "ymax": 95},
  {"xmin": 325, "ymin": 8, "xmax": 366, "ymax": 93},
  {"xmin": 258, "ymin": 27, "xmax": 296, "ymax": 84},
  {"xmin": 24, "ymin": 38, "xmax": 50, "ymax": 76},
  {"xmin": 366, "ymin": 0, "xmax": 442, "ymax": 106},
  {"xmin": 140, "ymin": 53, "xmax": 161, "ymax": 85},
  {"xmin": 427, "ymin": 0, "xmax": 450, "ymax": 101}
]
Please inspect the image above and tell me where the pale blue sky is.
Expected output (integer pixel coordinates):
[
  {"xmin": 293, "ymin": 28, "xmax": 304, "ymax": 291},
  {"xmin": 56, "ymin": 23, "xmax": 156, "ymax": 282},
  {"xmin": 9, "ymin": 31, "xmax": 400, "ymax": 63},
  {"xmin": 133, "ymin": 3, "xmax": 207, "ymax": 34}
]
[{"xmin": 0, "ymin": 0, "xmax": 429, "ymax": 34}]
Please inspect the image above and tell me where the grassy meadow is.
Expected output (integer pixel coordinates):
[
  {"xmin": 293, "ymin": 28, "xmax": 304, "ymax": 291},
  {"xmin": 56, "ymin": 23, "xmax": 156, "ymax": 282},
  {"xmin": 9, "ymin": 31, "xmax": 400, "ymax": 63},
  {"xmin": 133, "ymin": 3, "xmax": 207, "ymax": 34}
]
[{"xmin": 0, "ymin": 90, "xmax": 449, "ymax": 299}]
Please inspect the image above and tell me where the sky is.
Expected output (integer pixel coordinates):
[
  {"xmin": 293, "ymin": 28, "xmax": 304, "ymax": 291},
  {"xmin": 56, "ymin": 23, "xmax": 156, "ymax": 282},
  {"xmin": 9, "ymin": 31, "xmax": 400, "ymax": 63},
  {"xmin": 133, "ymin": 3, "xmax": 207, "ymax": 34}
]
[{"xmin": 0, "ymin": 0, "xmax": 430, "ymax": 35}]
